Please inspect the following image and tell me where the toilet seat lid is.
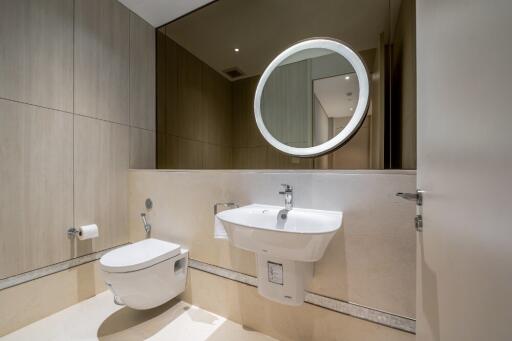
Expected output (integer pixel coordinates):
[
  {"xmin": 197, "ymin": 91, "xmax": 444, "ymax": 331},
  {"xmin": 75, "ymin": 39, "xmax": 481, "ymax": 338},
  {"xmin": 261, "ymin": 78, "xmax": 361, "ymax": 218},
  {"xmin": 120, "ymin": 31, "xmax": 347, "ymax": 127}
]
[{"xmin": 100, "ymin": 238, "xmax": 181, "ymax": 273}]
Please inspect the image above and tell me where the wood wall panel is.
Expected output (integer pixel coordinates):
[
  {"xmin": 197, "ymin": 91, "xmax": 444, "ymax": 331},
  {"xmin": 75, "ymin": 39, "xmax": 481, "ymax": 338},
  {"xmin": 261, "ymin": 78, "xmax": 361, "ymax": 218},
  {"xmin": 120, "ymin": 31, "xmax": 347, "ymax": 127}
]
[
  {"xmin": 130, "ymin": 127, "xmax": 156, "ymax": 169},
  {"xmin": 202, "ymin": 65, "xmax": 233, "ymax": 147},
  {"xmin": 0, "ymin": 0, "xmax": 73, "ymax": 112},
  {"xmin": 130, "ymin": 13, "xmax": 156, "ymax": 130},
  {"xmin": 74, "ymin": 0, "xmax": 130, "ymax": 124},
  {"xmin": 0, "ymin": 0, "xmax": 155, "ymax": 279},
  {"xmin": 0, "ymin": 99, "xmax": 73, "ymax": 278},
  {"xmin": 74, "ymin": 116, "xmax": 129, "ymax": 256},
  {"xmin": 157, "ymin": 32, "xmax": 233, "ymax": 169},
  {"xmin": 156, "ymin": 29, "xmax": 178, "ymax": 135},
  {"xmin": 332, "ymin": 117, "xmax": 371, "ymax": 169},
  {"xmin": 157, "ymin": 133, "xmax": 178, "ymax": 169},
  {"xmin": 232, "ymin": 77, "xmax": 257, "ymax": 148},
  {"xmin": 177, "ymin": 48, "xmax": 205, "ymax": 142}
]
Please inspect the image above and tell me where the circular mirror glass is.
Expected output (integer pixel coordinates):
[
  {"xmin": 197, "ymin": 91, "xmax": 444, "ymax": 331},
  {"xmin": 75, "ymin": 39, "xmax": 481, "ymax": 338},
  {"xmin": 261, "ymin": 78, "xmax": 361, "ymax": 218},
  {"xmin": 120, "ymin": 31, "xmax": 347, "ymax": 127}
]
[{"xmin": 254, "ymin": 39, "xmax": 370, "ymax": 157}]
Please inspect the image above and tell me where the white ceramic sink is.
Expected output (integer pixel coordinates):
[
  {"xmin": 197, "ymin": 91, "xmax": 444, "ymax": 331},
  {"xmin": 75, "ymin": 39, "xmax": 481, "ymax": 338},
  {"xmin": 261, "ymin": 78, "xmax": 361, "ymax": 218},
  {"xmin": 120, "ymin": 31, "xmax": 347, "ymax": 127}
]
[{"xmin": 216, "ymin": 204, "xmax": 343, "ymax": 262}]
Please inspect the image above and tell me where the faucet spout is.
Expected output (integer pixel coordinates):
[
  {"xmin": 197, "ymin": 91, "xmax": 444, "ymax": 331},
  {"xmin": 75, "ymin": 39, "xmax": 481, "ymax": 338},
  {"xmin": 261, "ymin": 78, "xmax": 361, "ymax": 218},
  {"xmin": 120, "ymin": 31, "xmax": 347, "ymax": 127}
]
[{"xmin": 278, "ymin": 184, "xmax": 293, "ymax": 211}]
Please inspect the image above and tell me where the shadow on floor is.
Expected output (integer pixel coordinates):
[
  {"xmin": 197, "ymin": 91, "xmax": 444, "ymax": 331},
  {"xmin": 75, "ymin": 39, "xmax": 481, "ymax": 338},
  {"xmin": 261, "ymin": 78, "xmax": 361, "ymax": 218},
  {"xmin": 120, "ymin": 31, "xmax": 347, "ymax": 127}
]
[
  {"xmin": 186, "ymin": 306, "xmax": 221, "ymax": 325},
  {"xmin": 205, "ymin": 322, "xmax": 272, "ymax": 341},
  {"xmin": 97, "ymin": 297, "xmax": 185, "ymax": 340}
]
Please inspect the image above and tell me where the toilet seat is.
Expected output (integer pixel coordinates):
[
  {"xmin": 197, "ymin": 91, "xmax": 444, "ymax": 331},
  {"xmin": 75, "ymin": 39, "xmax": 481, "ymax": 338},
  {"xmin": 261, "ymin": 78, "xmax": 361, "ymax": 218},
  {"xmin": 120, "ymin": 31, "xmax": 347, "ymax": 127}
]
[{"xmin": 100, "ymin": 238, "xmax": 181, "ymax": 273}]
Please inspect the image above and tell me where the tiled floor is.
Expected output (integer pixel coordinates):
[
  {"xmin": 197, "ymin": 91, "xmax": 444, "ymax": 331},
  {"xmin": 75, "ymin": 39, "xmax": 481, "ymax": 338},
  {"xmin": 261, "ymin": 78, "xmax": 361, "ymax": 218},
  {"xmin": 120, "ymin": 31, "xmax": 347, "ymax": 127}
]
[{"xmin": 4, "ymin": 291, "xmax": 276, "ymax": 341}]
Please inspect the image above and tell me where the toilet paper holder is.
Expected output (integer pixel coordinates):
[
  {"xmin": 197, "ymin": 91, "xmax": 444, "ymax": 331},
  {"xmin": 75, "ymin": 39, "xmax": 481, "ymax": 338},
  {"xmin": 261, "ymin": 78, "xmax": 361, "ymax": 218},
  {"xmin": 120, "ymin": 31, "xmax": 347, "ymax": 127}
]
[
  {"xmin": 67, "ymin": 224, "xmax": 99, "ymax": 240},
  {"xmin": 67, "ymin": 227, "xmax": 81, "ymax": 238}
]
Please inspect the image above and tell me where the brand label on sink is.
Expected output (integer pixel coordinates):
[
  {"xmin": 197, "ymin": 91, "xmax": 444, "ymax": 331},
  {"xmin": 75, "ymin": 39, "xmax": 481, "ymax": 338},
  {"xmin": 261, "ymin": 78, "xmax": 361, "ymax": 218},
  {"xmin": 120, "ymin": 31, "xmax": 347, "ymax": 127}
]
[{"xmin": 267, "ymin": 261, "xmax": 283, "ymax": 285}]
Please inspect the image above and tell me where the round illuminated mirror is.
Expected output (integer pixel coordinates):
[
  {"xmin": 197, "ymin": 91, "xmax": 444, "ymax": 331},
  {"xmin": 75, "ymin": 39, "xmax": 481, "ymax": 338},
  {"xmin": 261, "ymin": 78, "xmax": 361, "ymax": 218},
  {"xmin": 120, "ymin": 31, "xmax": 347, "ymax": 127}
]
[{"xmin": 254, "ymin": 38, "xmax": 370, "ymax": 157}]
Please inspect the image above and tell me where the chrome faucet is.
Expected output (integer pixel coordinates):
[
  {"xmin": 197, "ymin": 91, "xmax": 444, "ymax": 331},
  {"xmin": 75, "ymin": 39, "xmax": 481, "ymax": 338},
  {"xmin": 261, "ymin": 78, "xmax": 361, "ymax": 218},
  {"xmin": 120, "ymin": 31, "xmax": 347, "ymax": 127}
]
[
  {"xmin": 140, "ymin": 213, "xmax": 151, "ymax": 233},
  {"xmin": 279, "ymin": 184, "xmax": 293, "ymax": 211}
]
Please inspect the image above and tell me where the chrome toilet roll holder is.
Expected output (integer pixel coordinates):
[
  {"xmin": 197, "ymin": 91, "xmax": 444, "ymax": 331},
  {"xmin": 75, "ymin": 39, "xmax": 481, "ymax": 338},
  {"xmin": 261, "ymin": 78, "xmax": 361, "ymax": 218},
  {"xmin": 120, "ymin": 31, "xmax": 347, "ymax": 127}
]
[{"xmin": 67, "ymin": 227, "xmax": 82, "ymax": 239}]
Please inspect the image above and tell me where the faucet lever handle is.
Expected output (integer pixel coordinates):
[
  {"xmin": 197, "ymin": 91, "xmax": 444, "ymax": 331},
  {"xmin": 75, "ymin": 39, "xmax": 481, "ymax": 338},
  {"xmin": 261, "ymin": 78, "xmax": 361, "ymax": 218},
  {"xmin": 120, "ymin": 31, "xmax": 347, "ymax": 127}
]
[{"xmin": 280, "ymin": 184, "xmax": 292, "ymax": 192}]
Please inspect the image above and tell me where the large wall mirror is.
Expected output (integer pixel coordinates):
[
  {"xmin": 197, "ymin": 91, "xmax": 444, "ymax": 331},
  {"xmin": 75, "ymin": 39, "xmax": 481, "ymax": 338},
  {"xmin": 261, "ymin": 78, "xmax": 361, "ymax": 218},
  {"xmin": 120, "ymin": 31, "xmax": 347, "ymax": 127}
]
[{"xmin": 156, "ymin": 0, "xmax": 416, "ymax": 169}]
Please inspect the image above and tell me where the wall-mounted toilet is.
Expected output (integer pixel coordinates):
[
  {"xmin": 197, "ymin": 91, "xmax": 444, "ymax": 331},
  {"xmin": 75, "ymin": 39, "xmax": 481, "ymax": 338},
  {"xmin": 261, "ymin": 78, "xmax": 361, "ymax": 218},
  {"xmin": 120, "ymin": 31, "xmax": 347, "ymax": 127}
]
[{"xmin": 100, "ymin": 238, "xmax": 188, "ymax": 310}]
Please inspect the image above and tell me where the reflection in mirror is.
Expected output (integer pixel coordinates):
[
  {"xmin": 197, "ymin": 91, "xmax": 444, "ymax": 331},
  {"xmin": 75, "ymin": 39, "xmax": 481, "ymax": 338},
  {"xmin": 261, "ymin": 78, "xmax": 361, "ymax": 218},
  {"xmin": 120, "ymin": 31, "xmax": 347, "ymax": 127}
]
[
  {"xmin": 314, "ymin": 72, "xmax": 358, "ymax": 142},
  {"xmin": 156, "ymin": 0, "xmax": 416, "ymax": 170},
  {"xmin": 261, "ymin": 48, "xmax": 360, "ymax": 149}
]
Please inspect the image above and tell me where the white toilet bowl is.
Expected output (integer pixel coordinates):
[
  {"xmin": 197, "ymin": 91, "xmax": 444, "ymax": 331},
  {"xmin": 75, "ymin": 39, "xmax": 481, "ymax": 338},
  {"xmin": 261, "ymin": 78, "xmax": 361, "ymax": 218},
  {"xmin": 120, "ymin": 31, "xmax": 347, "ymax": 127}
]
[{"xmin": 100, "ymin": 238, "xmax": 188, "ymax": 310}]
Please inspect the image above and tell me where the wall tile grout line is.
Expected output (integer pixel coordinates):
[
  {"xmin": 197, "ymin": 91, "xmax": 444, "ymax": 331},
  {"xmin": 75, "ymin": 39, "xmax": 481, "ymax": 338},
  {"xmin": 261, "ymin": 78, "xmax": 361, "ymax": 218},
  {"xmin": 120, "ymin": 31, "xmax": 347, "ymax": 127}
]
[
  {"xmin": 188, "ymin": 259, "xmax": 416, "ymax": 334},
  {"xmin": 156, "ymin": 131, "xmax": 234, "ymax": 149},
  {"xmin": 0, "ymin": 96, "xmax": 75, "ymax": 116},
  {"xmin": 0, "ymin": 96, "xmax": 156, "ymax": 133}
]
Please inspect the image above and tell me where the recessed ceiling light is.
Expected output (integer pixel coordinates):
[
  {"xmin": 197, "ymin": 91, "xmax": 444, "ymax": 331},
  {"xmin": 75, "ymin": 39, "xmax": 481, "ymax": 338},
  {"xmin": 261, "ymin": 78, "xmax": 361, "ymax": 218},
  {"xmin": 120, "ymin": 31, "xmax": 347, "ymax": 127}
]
[
  {"xmin": 345, "ymin": 76, "xmax": 350, "ymax": 80},
  {"xmin": 234, "ymin": 48, "xmax": 240, "ymax": 53},
  {"xmin": 349, "ymin": 107, "xmax": 353, "ymax": 111}
]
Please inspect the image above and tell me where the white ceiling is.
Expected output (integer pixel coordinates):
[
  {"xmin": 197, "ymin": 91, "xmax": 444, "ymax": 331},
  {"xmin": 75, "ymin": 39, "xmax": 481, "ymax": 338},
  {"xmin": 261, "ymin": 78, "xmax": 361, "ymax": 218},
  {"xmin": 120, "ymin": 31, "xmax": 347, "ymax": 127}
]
[{"xmin": 118, "ymin": 0, "xmax": 214, "ymax": 27}]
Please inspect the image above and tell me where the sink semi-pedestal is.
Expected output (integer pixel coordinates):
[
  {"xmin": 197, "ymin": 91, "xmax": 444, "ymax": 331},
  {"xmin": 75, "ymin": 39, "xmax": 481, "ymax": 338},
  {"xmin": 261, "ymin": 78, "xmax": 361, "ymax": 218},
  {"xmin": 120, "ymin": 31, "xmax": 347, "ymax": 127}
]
[{"xmin": 216, "ymin": 204, "xmax": 343, "ymax": 305}]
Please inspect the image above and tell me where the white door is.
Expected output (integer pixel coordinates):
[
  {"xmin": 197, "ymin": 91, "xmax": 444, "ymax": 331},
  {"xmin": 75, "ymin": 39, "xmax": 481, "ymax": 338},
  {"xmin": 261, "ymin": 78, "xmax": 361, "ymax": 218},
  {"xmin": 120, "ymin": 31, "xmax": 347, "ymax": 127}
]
[{"xmin": 416, "ymin": 1, "xmax": 512, "ymax": 340}]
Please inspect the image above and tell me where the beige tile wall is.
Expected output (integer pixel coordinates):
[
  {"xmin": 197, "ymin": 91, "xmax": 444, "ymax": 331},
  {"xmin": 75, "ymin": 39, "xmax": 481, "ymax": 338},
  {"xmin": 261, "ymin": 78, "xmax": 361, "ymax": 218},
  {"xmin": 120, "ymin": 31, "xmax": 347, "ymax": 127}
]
[
  {"xmin": 0, "ymin": 0, "xmax": 155, "ymax": 278},
  {"xmin": 183, "ymin": 268, "xmax": 414, "ymax": 341},
  {"xmin": 0, "ymin": 261, "xmax": 106, "ymax": 336},
  {"xmin": 129, "ymin": 170, "xmax": 416, "ymax": 319},
  {"xmin": 157, "ymin": 29, "xmax": 233, "ymax": 169}
]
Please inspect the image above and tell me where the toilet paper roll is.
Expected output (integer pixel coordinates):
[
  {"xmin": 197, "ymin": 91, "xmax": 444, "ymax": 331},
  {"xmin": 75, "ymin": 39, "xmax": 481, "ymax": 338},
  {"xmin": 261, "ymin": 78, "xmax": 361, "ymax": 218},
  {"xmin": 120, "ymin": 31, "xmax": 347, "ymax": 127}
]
[{"xmin": 78, "ymin": 224, "xmax": 99, "ymax": 240}]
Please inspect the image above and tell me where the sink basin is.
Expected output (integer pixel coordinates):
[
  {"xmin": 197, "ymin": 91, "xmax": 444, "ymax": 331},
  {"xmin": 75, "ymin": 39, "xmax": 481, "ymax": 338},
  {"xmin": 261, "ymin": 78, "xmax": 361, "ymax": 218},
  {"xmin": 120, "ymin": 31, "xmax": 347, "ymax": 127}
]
[
  {"xmin": 217, "ymin": 203, "xmax": 343, "ymax": 305},
  {"xmin": 216, "ymin": 204, "xmax": 343, "ymax": 262}
]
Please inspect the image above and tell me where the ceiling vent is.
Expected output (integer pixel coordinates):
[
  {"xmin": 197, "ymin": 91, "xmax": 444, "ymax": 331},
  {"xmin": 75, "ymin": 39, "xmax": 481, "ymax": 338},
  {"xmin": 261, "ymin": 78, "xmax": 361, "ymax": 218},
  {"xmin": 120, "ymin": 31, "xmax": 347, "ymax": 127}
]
[{"xmin": 223, "ymin": 67, "xmax": 245, "ymax": 79}]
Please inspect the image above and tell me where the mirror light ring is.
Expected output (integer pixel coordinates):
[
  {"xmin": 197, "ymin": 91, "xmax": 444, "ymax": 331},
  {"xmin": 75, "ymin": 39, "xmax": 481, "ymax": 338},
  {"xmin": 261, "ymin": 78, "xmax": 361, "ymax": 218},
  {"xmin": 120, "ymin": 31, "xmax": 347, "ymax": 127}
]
[{"xmin": 254, "ymin": 38, "xmax": 370, "ymax": 157}]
